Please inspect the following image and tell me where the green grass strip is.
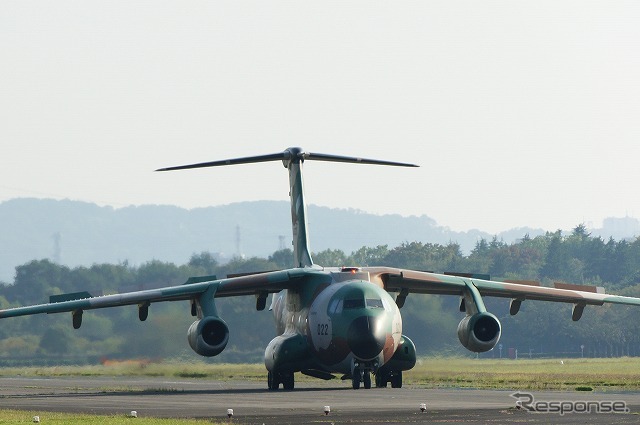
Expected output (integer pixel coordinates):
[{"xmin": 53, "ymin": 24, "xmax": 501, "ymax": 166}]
[{"xmin": 0, "ymin": 409, "xmax": 222, "ymax": 424}]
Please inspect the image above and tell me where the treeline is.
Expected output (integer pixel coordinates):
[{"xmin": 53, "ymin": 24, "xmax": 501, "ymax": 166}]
[
  {"xmin": 318, "ymin": 224, "xmax": 640, "ymax": 289},
  {"xmin": 1, "ymin": 225, "xmax": 640, "ymax": 365}
]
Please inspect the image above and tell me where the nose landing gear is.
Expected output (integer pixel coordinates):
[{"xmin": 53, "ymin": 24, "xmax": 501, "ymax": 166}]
[
  {"xmin": 351, "ymin": 367, "xmax": 372, "ymax": 389},
  {"xmin": 351, "ymin": 361, "xmax": 374, "ymax": 389}
]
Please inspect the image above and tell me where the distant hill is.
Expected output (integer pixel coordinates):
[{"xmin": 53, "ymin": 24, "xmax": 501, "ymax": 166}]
[{"xmin": 1, "ymin": 198, "xmax": 636, "ymax": 283}]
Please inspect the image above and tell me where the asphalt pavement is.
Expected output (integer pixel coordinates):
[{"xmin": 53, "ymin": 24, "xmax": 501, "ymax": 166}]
[{"xmin": 1, "ymin": 376, "xmax": 639, "ymax": 424}]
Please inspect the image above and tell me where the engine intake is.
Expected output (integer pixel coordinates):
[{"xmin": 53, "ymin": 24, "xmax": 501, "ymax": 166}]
[
  {"xmin": 187, "ymin": 316, "xmax": 229, "ymax": 357},
  {"xmin": 457, "ymin": 312, "xmax": 501, "ymax": 353}
]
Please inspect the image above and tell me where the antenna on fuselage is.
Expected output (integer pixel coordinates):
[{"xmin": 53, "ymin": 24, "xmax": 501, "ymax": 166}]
[{"xmin": 156, "ymin": 147, "xmax": 418, "ymax": 268}]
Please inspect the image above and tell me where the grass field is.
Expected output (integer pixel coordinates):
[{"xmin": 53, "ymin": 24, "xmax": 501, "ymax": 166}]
[
  {"xmin": 2, "ymin": 356, "xmax": 640, "ymax": 392},
  {"xmin": 0, "ymin": 410, "xmax": 219, "ymax": 424},
  {"xmin": 407, "ymin": 357, "xmax": 640, "ymax": 391}
]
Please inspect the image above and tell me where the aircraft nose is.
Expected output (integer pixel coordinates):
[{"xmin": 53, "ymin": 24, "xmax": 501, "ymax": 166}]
[{"xmin": 347, "ymin": 315, "xmax": 386, "ymax": 361}]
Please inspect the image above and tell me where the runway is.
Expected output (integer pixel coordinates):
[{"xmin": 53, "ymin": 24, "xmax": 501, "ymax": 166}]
[{"xmin": 1, "ymin": 376, "xmax": 640, "ymax": 424}]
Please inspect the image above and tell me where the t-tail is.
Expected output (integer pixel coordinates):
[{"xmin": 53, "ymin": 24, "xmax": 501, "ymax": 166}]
[{"xmin": 157, "ymin": 147, "xmax": 418, "ymax": 268}]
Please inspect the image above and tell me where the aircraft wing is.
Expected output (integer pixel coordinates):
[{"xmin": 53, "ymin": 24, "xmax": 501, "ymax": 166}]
[
  {"xmin": 0, "ymin": 269, "xmax": 308, "ymax": 319},
  {"xmin": 367, "ymin": 267, "xmax": 640, "ymax": 308}
]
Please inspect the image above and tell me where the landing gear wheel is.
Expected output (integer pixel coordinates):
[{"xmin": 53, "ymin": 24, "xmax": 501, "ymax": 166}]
[
  {"xmin": 351, "ymin": 368, "xmax": 361, "ymax": 390},
  {"xmin": 352, "ymin": 376, "xmax": 361, "ymax": 389},
  {"xmin": 267, "ymin": 371, "xmax": 280, "ymax": 390},
  {"xmin": 390, "ymin": 371, "xmax": 403, "ymax": 389},
  {"xmin": 363, "ymin": 371, "xmax": 371, "ymax": 389},
  {"xmin": 375, "ymin": 370, "xmax": 388, "ymax": 388},
  {"xmin": 282, "ymin": 372, "xmax": 295, "ymax": 390}
]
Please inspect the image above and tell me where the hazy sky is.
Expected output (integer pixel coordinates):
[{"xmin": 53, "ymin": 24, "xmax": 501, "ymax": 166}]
[{"xmin": 2, "ymin": 1, "xmax": 639, "ymax": 234}]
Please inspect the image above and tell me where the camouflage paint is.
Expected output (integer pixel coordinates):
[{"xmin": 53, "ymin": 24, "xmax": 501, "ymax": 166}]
[
  {"xmin": 267, "ymin": 270, "xmax": 402, "ymax": 376},
  {"xmin": 4, "ymin": 148, "xmax": 640, "ymax": 390}
]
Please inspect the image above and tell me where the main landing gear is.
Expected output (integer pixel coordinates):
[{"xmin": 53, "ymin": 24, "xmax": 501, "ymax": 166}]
[
  {"xmin": 267, "ymin": 367, "xmax": 402, "ymax": 390},
  {"xmin": 268, "ymin": 370, "xmax": 294, "ymax": 390}
]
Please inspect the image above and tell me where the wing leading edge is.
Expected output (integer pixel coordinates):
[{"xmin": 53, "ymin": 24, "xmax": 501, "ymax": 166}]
[
  {"xmin": 4, "ymin": 266, "xmax": 638, "ymax": 319},
  {"xmin": 366, "ymin": 267, "xmax": 640, "ymax": 309},
  {"xmin": 0, "ymin": 269, "xmax": 310, "ymax": 320}
]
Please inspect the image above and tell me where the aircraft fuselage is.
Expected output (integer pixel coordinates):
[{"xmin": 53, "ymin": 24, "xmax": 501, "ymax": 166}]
[{"xmin": 265, "ymin": 268, "xmax": 413, "ymax": 389}]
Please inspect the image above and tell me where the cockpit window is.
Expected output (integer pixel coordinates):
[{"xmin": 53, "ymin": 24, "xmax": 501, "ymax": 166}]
[
  {"xmin": 329, "ymin": 298, "xmax": 343, "ymax": 314},
  {"xmin": 366, "ymin": 298, "xmax": 384, "ymax": 309},
  {"xmin": 343, "ymin": 298, "xmax": 365, "ymax": 309},
  {"xmin": 342, "ymin": 298, "xmax": 383, "ymax": 309}
]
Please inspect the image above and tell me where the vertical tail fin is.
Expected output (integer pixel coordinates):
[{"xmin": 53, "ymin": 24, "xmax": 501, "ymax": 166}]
[
  {"xmin": 283, "ymin": 148, "xmax": 314, "ymax": 267},
  {"xmin": 157, "ymin": 147, "xmax": 417, "ymax": 268}
]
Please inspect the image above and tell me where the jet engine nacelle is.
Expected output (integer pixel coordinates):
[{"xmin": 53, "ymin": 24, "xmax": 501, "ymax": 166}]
[
  {"xmin": 187, "ymin": 316, "xmax": 229, "ymax": 357},
  {"xmin": 457, "ymin": 312, "xmax": 501, "ymax": 353}
]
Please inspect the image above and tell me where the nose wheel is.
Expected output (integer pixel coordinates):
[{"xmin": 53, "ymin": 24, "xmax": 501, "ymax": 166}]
[{"xmin": 351, "ymin": 367, "xmax": 372, "ymax": 389}]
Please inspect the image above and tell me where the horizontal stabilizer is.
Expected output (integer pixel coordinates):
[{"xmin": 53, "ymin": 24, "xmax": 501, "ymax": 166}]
[
  {"xmin": 50, "ymin": 291, "xmax": 93, "ymax": 304},
  {"xmin": 156, "ymin": 152, "xmax": 286, "ymax": 171},
  {"xmin": 302, "ymin": 151, "xmax": 419, "ymax": 167},
  {"xmin": 156, "ymin": 147, "xmax": 418, "ymax": 172}
]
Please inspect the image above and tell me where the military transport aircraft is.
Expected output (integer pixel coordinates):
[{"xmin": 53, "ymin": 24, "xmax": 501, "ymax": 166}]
[{"xmin": 2, "ymin": 146, "xmax": 640, "ymax": 390}]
